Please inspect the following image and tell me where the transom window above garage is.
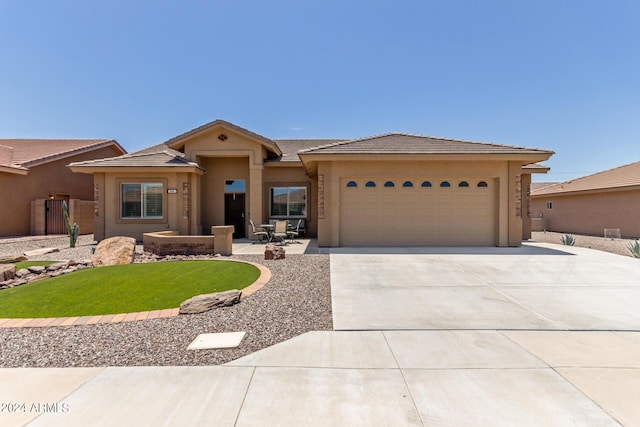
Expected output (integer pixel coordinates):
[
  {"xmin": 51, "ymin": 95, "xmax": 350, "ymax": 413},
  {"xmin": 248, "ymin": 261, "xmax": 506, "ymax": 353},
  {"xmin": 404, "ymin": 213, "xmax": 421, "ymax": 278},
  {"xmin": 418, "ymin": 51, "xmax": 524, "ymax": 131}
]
[
  {"xmin": 346, "ymin": 181, "xmax": 357, "ymax": 187},
  {"xmin": 365, "ymin": 181, "xmax": 376, "ymax": 187},
  {"xmin": 384, "ymin": 181, "xmax": 395, "ymax": 187},
  {"xmin": 440, "ymin": 181, "xmax": 451, "ymax": 188}
]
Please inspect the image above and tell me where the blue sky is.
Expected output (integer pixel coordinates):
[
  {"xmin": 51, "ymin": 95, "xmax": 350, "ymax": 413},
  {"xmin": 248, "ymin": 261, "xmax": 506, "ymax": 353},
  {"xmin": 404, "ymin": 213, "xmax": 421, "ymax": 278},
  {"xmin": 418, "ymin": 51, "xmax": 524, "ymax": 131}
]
[{"xmin": 1, "ymin": 0, "xmax": 638, "ymax": 182}]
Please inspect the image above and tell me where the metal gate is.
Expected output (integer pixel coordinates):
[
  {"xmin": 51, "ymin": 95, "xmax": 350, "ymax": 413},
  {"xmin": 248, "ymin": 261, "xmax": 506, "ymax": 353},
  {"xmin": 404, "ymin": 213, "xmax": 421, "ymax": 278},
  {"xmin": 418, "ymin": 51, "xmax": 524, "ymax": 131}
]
[{"xmin": 45, "ymin": 199, "xmax": 67, "ymax": 235}]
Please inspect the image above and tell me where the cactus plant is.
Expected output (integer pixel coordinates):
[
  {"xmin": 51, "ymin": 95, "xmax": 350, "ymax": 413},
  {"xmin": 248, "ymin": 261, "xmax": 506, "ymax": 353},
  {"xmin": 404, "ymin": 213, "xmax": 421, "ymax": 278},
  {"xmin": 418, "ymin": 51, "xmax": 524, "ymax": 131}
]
[
  {"xmin": 629, "ymin": 240, "xmax": 640, "ymax": 258},
  {"xmin": 561, "ymin": 233, "xmax": 576, "ymax": 246},
  {"xmin": 62, "ymin": 200, "xmax": 79, "ymax": 248}
]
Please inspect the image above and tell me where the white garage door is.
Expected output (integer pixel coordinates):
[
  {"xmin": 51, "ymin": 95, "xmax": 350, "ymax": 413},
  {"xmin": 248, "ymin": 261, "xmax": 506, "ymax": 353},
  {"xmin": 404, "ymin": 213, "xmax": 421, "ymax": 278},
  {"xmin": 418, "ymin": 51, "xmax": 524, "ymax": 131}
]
[{"xmin": 339, "ymin": 178, "xmax": 497, "ymax": 246}]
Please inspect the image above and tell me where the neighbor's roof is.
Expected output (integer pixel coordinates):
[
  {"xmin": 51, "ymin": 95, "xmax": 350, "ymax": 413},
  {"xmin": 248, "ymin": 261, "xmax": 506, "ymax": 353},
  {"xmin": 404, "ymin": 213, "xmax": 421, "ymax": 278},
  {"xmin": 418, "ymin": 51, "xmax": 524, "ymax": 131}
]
[
  {"xmin": 0, "ymin": 138, "xmax": 125, "ymax": 173},
  {"xmin": 297, "ymin": 133, "xmax": 553, "ymax": 155},
  {"xmin": 531, "ymin": 182, "xmax": 559, "ymax": 191},
  {"xmin": 68, "ymin": 144, "xmax": 204, "ymax": 170},
  {"xmin": 532, "ymin": 161, "xmax": 640, "ymax": 196}
]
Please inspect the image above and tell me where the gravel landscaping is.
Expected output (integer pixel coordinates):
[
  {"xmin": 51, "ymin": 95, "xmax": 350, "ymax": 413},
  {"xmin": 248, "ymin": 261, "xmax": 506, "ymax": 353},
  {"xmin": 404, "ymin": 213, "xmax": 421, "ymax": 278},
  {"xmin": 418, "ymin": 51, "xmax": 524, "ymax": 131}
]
[
  {"xmin": 530, "ymin": 231, "xmax": 639, "ymax": 258},
  {"xmin": 0, "ymin": 235, "xmax": 332, "ymax": 367}
]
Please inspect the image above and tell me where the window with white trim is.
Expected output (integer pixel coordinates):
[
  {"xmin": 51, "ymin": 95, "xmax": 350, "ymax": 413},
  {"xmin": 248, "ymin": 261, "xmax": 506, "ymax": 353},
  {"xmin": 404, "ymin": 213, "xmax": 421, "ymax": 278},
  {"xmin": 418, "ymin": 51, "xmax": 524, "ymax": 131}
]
[
  {"xmin": 270, "ymin": 186, "xmax": 307, "ymax": 217},
  {"xmin": 121, "ymin": 183, "xmax": 163, "ymax": 219}
]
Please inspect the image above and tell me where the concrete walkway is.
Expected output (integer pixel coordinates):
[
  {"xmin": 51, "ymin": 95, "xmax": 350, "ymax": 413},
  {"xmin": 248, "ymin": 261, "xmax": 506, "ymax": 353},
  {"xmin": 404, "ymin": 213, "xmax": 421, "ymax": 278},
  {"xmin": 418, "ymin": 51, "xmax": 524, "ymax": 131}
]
[{"xmin": 2, "ymin": 243, "xmax": 639, "ymax": 426}]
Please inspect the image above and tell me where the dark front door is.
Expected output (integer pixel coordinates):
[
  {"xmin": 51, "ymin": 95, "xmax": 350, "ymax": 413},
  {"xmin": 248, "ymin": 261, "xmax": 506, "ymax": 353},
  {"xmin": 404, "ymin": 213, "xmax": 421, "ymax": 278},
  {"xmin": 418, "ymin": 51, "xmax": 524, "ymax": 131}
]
[{"xmin": 224, "ymin": 193, "xmax": 246, "ymax": 238}]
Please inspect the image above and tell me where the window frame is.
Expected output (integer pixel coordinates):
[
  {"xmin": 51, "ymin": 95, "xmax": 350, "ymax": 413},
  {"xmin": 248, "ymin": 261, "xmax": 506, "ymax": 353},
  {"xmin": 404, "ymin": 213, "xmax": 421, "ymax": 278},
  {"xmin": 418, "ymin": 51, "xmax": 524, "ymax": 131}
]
[
  {"xmin": 269, "ymin": 186, "xmax": 308, "ymax": 218},
  {"xmin": 120, "ymin": 182, "xmax": 165, "ymax": 220}
]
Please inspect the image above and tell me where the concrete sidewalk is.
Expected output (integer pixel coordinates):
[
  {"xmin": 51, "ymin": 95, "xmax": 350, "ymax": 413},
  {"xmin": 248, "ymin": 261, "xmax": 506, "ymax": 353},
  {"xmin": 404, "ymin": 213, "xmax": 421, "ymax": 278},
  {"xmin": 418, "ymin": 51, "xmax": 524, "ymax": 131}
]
[
  {"xmin": 2, "ymin": 330, "xmax": 637, "ymax": 426},
  {"xmin": 2, "ymin": 243, "xmax": 639, "ymax": 426}
]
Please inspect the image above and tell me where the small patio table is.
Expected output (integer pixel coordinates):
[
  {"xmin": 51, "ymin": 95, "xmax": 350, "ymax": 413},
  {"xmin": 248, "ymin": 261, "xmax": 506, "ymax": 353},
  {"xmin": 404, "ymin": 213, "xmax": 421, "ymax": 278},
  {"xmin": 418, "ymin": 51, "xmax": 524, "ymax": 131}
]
[{"xmin": 260, "ymin": 224, "xmax": 275, "ymax": 242}]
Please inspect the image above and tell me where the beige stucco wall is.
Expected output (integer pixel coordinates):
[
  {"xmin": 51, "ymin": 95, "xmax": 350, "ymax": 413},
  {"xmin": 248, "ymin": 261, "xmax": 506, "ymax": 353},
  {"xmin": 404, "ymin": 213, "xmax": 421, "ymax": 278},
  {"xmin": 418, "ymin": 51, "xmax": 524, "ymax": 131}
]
[
  {"xmin": 530, "ymin": 188, "xmax": 640, "ymax": 238},
  {"xmin": 98, "ymin": 171, "xmax": 192, "ymax": 241},
  {"xmin": 0, "ymin": 145, "xmax": 122, "ymax": 237},
  {"xmin": 263, "ymin": 165, "xmax": 316, "ymax": 237},
  {"xmin": 315, "ymin": 159, "xmax": 525, "ymax": 247}
]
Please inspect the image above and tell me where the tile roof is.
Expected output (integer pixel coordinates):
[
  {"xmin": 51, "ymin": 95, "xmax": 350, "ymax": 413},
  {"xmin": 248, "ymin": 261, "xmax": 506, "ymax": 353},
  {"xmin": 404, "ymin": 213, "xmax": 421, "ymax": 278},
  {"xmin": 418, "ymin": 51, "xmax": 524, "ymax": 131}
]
[
  {"xmin": 531, "ymin": 182, "xmax": 559, "ymax": 191},
  {"xmin": 68, "ymin": 145, "xmax": 203, "ymax": 169},
  {"xmin": 532, "ymin": 161, "xmax": 640, "ymax": 196},
  {"xmin": 272, "ymin": 139, "xmax": 346, "ymax": 162},
  {"xmin": 0, "ymin": 139, "xmax": 124, "ymax": 171},
  {"xmin": 298, "ymin": 133, "xmax": 553, "ymax": 155}
]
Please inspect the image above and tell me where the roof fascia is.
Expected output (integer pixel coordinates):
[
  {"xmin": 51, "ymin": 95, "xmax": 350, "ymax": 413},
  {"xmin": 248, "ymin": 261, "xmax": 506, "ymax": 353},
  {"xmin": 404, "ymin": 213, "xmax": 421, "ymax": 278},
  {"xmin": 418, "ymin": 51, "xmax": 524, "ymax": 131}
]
[
  {"xmin": 0, "ymin": 165, "xmax": 29, "ymax": 175},
  {"xmin": 298, "ymin": 152, "xmax": 554, "ymax": 177},
  {"xmin": 164, "ymin": 119, "xmax": 282, "ymax": 156},
  {"xmin": 68, "ymin": 165, "xmax": 205, "ymax": 175}
]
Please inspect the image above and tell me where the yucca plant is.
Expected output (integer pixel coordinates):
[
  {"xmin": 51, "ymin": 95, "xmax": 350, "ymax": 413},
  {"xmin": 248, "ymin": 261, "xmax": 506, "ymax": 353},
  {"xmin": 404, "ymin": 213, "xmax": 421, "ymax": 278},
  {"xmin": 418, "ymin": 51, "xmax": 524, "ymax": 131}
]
[
  {"xmin": 561, "ymin": 234, "xmax": 576, "ymax": 246},
  {"xmin": 629, "ymin": 240, "xmax": 640, "ymax": 258}
]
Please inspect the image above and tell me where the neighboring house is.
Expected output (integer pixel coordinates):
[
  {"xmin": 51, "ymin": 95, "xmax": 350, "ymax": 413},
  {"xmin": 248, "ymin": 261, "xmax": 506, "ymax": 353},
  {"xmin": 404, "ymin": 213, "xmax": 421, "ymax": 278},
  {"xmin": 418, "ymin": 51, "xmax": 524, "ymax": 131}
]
[
  {"xmin": 69, "ymin": 119, "xmax": 553, "ymax": 247},
  {"xmin": 531, "ymin": 161, "xmax": 640, "ymax": 238},
  {"xmin": 0, "ymin": 139, "xmax": 126, "ymax": 237}
]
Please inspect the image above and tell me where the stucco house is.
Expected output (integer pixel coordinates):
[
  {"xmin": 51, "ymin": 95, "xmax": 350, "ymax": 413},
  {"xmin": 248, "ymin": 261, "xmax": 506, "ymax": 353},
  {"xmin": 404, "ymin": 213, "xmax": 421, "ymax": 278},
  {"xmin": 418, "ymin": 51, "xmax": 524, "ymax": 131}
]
[
  {"xmin": 531, "ymin": 161, "xmax": 640, "ymax": 238},
  {"xmin": 69, "ymin": 119, "xmax": 554, "ymax": 247},
  {"xmin": 0, "ymin": 139, "xmax": 125, "ymax": 237}
]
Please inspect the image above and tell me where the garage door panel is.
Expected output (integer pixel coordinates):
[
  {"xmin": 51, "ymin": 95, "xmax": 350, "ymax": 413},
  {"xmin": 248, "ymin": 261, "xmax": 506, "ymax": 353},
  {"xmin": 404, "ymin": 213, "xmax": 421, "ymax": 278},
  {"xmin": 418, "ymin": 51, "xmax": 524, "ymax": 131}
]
[{"xmin": 340, "ymin": 178, "xmax": 496, "ymax": 246}]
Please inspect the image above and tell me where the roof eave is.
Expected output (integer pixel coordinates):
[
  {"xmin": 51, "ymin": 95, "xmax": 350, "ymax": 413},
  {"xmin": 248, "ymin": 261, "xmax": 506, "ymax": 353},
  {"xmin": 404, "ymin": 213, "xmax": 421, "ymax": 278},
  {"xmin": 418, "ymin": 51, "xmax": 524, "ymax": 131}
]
[
  {"xmin": 68, "ymin": 165, "xmax": 205, "ymax": 175},
  {"xmin": 0, "ymin": 165, "xmax": 29, "ymax": 175},
  {"xmin": 298, "ymin": 151, "xmax": 554, "ymax": 177}
]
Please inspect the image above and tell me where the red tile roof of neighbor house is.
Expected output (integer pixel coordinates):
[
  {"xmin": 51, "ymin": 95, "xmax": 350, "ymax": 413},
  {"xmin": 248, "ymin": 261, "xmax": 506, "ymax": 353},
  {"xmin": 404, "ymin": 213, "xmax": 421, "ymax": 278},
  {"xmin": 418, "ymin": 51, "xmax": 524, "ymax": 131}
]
[
  {"xmin": 532, "ymin": 161, "xmax": 640, "ymax": 196},
  {"xmin": 0, "ymin": 139, "xmax": 125, "ymax": 172}
]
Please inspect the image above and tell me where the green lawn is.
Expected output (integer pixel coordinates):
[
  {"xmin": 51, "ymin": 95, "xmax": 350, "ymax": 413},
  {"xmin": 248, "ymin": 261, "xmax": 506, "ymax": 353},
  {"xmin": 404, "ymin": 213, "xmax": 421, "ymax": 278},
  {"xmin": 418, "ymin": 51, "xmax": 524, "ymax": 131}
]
[{"xmin": 0, "ymin": 261, "xmax": 260, "ymax": 318}]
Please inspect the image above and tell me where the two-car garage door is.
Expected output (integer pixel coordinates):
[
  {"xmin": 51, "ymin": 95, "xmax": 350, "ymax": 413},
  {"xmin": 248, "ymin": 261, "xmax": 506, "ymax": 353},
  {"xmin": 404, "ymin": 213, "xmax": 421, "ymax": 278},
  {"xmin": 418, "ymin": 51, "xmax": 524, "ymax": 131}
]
[{"xmin": 339, "ymin": 178, "xmax": 497, "ymax": 246}]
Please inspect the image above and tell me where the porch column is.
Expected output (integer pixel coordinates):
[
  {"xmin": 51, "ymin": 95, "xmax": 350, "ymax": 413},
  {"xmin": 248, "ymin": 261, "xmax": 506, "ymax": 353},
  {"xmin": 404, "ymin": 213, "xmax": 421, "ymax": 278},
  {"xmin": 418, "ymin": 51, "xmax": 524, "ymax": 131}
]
[
  {"xmin": 521, "ymin": 173, "xmax": 532, "ymax": 240},
  {"xmin": 249, "ymin": 165, "xmax": 263, "ymax": 235},
  {"xmin": 508, "ymin": 161, "xmax": 523, "ymax": 247}
]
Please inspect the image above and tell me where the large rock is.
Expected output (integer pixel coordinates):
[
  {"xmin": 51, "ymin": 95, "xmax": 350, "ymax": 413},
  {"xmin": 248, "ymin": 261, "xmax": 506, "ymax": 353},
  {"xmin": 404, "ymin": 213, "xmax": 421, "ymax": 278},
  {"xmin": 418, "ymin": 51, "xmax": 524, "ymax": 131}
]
[
  {"xmin": 0, "ymin": 264, "xmax": 16, "ymax": 281},
  {"xmin": 0, "ymin": 255, "xmax": 27, "ymax": 263},
  {"xmin": 24, "ymin": 247, "xmax": 59, "ymax": 257},
  {"xmin": 179, "ymin": 290, "xmax": 242, "ymax": 314},
  {"xmin": 92, "ymin": 236, "xmax": 137, "ymax": 267}
]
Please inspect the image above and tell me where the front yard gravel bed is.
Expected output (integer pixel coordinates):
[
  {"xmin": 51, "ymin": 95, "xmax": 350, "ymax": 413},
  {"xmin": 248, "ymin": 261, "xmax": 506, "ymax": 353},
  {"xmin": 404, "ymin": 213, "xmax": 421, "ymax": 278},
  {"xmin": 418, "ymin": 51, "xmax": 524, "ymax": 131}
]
[
  {"xmin": 531, "ymin": 231, "xmax": 638, "ymax": 257},
  {"xmin": 0, "ymin": 254, "xmax": 332, "ymax": 367}
]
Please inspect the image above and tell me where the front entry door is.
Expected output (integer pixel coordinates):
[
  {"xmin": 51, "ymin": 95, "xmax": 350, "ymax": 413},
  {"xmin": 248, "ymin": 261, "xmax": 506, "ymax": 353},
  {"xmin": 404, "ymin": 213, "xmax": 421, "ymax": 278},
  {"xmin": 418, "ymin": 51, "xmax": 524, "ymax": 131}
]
[{"xmin": 224, "ymin": 193, "xmax": 246, "ymax": 238}]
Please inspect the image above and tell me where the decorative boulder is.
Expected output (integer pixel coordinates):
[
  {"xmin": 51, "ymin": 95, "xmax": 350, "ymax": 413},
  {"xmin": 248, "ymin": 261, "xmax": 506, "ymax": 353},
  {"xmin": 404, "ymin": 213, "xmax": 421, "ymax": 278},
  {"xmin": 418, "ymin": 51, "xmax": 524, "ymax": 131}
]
[
  {"xmin": 179, "ymin": 290, "xmax": 242, "ymax": 314},
  {"xmin": 92, "ymin": 236, "xmax": 137, "ymax": 267},
  {"xmin": 27, "ymin": 265, "xmax": 46, "ymax": 274},
  {"xmin": 0, "ymin": 255, "xmax": 27, "ymax": 263},
  {"xmin": 0, "ymin": 264, "xmax": 16, "ymax": 281},
  {"xmin": 264, "ymin": 244, "xmax": 286, "ymax": 260}
]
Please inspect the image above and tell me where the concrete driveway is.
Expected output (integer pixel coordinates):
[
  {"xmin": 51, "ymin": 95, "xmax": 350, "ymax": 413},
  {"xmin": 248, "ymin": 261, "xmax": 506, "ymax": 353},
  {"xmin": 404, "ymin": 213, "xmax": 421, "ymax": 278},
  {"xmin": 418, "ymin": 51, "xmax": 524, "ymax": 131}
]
[{"xmin": 330, "ymin": 243, "xmax": 640, "ymax": 330}]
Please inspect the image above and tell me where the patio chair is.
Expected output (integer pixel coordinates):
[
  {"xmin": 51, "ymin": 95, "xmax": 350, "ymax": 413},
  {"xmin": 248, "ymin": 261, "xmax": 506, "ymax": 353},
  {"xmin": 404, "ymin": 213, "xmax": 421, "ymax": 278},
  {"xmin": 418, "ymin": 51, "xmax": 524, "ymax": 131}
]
[
  {"xmin": 272, "ymin": 220, "xmax": 289, "ymax": 245},
  {"xmin": 287, "ymin": 219, "xmax": 303, "ymax": 243},
  {"xmin": 249, "ymin": 220, "xmax": 269, "ymax": 244}
]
